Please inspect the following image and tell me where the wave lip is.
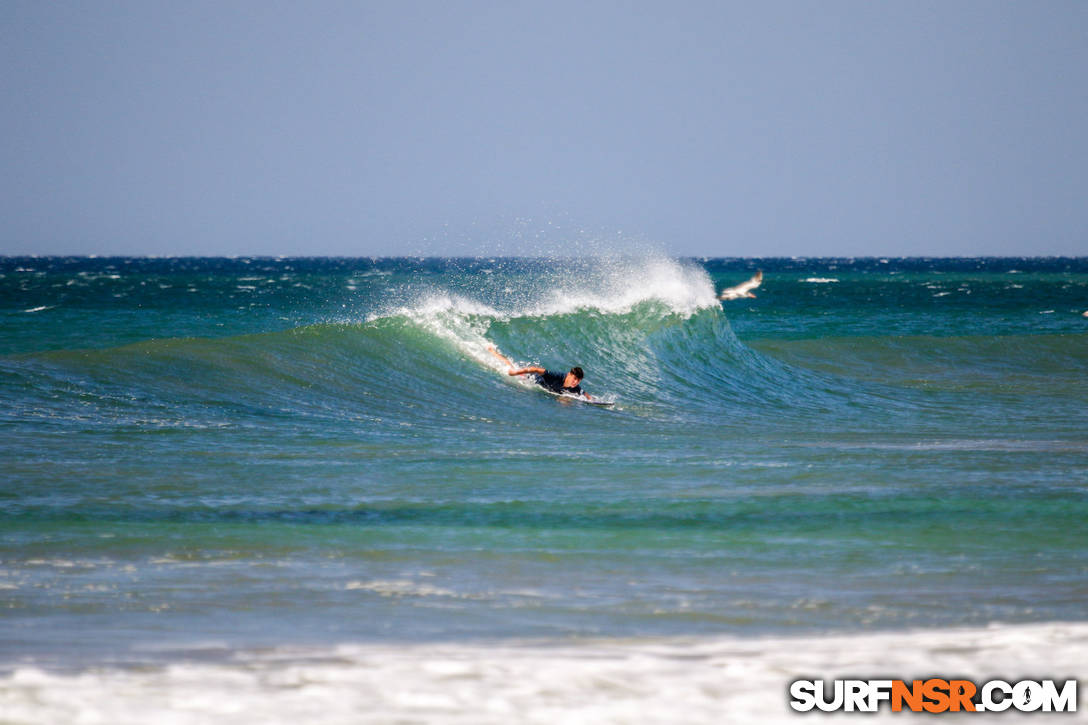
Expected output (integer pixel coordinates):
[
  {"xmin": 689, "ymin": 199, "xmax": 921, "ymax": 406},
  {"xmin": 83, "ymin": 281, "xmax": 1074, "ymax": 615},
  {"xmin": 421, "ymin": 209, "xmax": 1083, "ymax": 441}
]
[
  {"xmin": 526, "ymin": 256, "xmax": 720, "ymax": 318},
  {"xmin": 366, "ymin": 255, "xmax": 720, "ymax": 324}
]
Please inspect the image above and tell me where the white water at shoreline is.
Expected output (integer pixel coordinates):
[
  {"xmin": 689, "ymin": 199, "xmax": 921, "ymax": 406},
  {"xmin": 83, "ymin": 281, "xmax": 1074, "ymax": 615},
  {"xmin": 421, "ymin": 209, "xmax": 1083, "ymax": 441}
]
[{"xmin": 3, "ymin": 622, "xmax": 1085, "ymax": 724}]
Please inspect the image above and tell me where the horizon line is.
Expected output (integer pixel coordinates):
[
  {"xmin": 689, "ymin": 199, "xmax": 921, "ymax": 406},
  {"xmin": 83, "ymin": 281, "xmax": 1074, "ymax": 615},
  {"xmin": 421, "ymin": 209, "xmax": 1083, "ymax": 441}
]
[{"xmin": 2, "ymin": 254, "xmax": 1086, "ymax": 261}]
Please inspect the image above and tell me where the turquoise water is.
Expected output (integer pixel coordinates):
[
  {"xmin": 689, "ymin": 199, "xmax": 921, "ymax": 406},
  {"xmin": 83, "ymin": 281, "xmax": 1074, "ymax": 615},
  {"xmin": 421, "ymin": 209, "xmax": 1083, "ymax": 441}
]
[{"xmin": 1, "ymin": 256, "xmax": 1086, "ymax": 667}]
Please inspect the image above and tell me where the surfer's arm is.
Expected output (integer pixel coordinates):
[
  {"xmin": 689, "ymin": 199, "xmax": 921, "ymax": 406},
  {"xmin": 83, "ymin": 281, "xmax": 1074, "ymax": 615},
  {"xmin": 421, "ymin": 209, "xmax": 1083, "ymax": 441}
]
[
  {"xmin": 487, "ymin": 345, "xmax": 542, "ymax": 376},
  {"xmin": 487, "ymin": 344, "xmax": 518, "ymax": 370},
  {"xmin": 508, "ymin": 366, "xmax": 545, "ymax": 376}
]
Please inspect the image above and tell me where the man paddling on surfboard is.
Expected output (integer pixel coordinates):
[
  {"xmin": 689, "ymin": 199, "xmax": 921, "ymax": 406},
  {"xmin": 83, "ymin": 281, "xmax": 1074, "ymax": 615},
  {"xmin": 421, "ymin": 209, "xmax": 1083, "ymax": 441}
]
[{"xmin": 487, "ymin": 345, "xmax": 594, "ymax": 400}]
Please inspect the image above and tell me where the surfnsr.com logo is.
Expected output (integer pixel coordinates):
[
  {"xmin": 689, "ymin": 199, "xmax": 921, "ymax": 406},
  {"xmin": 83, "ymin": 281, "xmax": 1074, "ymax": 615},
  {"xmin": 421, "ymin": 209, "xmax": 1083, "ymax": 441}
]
[{"xmin": 789, "ymin": 679, "xmax": 1078, "ymax": 713}]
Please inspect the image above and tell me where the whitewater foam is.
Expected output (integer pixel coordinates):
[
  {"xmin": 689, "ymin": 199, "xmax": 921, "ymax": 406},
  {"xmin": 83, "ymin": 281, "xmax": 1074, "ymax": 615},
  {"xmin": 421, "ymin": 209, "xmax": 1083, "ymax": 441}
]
[
  {"xmin": 344, "ymin": 579, "xmax": 464, "ymax": 598},
  {"xmin": 2, "ymin": 623, "xmax": 1084, "ymax": 724}
]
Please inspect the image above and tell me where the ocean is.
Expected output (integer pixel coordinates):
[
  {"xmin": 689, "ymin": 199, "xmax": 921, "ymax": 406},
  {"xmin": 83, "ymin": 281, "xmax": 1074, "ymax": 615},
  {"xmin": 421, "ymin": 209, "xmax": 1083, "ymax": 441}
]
[{"xmin": 1, "ymin": 255, "xmax": 1086, "ymax": 722}]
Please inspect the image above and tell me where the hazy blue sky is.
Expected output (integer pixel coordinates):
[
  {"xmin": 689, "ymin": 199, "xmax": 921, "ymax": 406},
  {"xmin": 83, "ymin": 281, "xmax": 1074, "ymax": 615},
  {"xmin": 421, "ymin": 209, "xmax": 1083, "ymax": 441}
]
[{"xmin": 2, "ymin": 1, "xmax": 1086, "ymax": 257}]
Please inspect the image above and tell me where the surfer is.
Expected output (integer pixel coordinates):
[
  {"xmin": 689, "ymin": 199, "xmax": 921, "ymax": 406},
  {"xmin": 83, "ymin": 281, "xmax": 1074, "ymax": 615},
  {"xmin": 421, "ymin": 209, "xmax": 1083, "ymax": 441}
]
[{"xmin": 487, "ymin": 345, "xmax": 593, "ymax": 400}]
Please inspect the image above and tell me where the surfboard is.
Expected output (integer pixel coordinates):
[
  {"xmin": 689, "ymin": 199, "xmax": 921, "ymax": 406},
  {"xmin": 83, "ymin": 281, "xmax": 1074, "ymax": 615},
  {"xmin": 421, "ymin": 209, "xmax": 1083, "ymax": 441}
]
[{"xmin": 540, "ymin": 388, "xmax": 615, "ymax": 406}]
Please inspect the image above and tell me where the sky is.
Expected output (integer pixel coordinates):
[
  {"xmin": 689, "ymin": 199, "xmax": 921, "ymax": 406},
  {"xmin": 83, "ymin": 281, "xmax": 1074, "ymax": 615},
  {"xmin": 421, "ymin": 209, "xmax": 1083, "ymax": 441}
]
[{"xmin": 2, "ymin": 0, "xmax": 1086, "ymax": 258}]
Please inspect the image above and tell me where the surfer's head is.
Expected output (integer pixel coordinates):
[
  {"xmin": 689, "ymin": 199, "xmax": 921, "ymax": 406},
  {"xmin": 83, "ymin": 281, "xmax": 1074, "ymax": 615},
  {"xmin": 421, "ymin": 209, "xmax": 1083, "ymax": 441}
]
[{"xmin": 563, "ymin": 367, "xmax": 584, "ymax": 389}]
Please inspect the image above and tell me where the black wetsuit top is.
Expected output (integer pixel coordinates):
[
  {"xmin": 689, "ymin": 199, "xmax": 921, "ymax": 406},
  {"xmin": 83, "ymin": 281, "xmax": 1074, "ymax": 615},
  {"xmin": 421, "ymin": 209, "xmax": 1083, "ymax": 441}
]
[{"xmin": 531, "ymin": 370, "xmax": 582, "ymax": 396}]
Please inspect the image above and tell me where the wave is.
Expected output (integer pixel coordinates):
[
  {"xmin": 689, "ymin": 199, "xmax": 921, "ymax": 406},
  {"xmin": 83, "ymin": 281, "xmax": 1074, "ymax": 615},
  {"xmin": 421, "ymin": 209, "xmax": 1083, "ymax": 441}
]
[
  {"xmin": 12, "ymin": 255, "xmax": 1071, "ymax": 435},
  {"xmin": 358, "ymin": 255, "xmax": 721, "ymax": 376},
  {"xmin": 5, "ymin": 257, "xmax": 734, "ymax": 414}
]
